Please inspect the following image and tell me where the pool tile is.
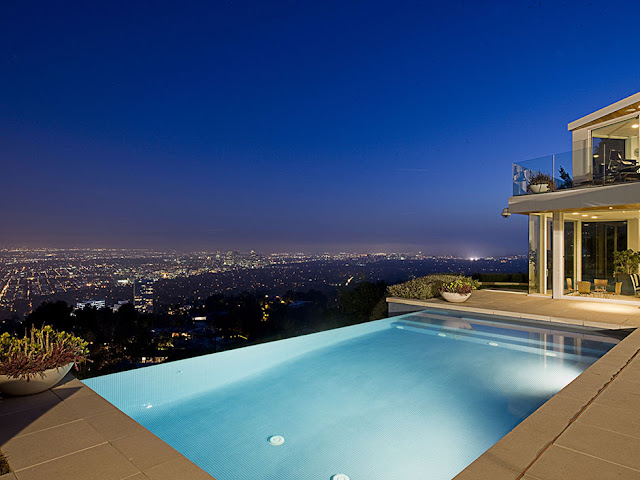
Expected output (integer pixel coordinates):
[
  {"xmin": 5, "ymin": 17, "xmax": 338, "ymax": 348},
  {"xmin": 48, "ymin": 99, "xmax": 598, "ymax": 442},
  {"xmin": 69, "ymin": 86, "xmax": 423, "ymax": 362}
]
[
  {"xmin": 527, "ymin": 444, "xmax": 640, "ymax": 479},
  {"xmin": 0, "ymin": 401, "xmax": 80, "ymax": 445},
  {"xmin": 3, "ymin": 420, "xmax": 105, "ymax": 471},
  {"xmin": 556, "ymin": 372, "xmax": 609, "ymax": 403},
  {"xmin": 0, "ymin": 390, "xmax": 60, "ymax": 416},
  {"xmin": 594, "ymin": 384, "xmax": 640, "ymax": 409},
  {"xmin": 12, "ymin": 443, "xmax": 139, "ymax": 480},
  {"xmin": 84, "ymin": 411, "xmax": 147, "ymax": 442},
  {"xmin": 143, "ymin": 457, "xmax": 214, "ymax": 480},
  {"xmin": 63, "ymin": 392, "xmax": 117, "ymax": 418},
  {"xmin": 556, "ymin": 422, "xmax": 640, "ymax": 471},
  {"xmin": 577, "ymin": 402, "xmax": 640, "ymax": 440},
  {"xmin": 51, "ymin": 374, "xmax": 95, "ymax": 401},
  {"xmin": 111, "ymin": 431, "xmax": 181, "ymax": 471}
]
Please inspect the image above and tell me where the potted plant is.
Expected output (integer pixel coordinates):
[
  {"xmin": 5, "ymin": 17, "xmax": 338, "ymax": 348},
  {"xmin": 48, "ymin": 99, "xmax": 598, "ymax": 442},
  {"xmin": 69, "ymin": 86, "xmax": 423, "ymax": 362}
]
[
  {"xmin": 527, "ymin": 171, "xmax": 556, "ymax": 194},
  {"xmin": 440, "ymin": 277, "xmax": 478, "ymax": 303},
  {"xmin": 0, "ymin": 325, "xmax": 89, "ymax": 396},
  {"xmin": 613, "ymin": 249, "xmax": 640, "ymax": 296}
]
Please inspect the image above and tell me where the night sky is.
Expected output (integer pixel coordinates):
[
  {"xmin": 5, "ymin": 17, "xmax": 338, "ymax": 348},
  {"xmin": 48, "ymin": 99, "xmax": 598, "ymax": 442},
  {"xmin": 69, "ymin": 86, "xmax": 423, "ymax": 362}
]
[{"xmin": 2, "ymin": 1, "xmax": 640, "ymax": 255}]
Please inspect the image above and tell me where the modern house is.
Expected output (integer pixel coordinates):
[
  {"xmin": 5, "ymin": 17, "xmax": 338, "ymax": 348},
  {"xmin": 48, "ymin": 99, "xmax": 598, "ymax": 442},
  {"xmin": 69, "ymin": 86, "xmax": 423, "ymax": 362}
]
[{"xmin": 507, "ymin": 92, "xmax": 640, "ymax": 303}]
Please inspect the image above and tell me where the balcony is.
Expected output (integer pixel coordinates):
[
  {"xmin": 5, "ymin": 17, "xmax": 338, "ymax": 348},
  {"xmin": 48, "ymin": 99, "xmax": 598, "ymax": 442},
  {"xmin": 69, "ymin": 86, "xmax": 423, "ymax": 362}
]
[{"xmin": 513, "ymin": 147, "xmax": 640, "ymax": 197}]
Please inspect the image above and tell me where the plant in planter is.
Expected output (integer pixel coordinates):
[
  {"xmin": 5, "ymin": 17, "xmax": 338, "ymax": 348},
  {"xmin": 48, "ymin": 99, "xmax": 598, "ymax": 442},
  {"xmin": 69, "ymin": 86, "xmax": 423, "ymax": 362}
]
[
  {"xmin": 527, "ymin": 171, "xmax": 556, "ymax": 194},
  {"xmin": 0, "ymin": 325, "xmax": 89, "ymax": 396},
  {"xmin": 613, "ymin": 249, "xmax": 640, "ymax": 296},
  {"xmin": 440, "ymin": 277, "xmax": 478, "ymax": 303}
]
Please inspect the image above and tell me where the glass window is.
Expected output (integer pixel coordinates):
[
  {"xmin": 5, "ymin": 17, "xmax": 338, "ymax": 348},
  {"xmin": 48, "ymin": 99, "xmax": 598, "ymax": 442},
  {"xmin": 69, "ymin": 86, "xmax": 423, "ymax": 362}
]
[{"xmin": 591, "ymin": 116, "xmax": 640, "ymax": 184}]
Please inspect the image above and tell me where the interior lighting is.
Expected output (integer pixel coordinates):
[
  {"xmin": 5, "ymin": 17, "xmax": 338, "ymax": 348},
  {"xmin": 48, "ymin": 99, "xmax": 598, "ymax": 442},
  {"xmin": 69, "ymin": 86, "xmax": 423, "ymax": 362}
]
[
  {"xmin": 572, "ymin": 212, "xmax": 579, "ymax": 215},
  {"xmin": 581, "ymin": 214, "xmax": 589, "ymax": 217},
  {"xmin": 591, "ymin": 216, "xmax": 599, "ymax": 219}
]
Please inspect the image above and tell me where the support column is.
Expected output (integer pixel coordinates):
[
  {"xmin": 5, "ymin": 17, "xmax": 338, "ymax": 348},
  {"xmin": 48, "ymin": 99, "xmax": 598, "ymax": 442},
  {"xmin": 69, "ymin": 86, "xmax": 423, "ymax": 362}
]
[
  {"xmin": 628, "ymin": 218, "xmax": 640, "ymax": 251},
  {"xmin": 552, "ymin": 211, "xmax": 564, "ymax": 299},
  {"xmin": 576, "ymin": 220, "xmax": 582, "ymax": 282}
]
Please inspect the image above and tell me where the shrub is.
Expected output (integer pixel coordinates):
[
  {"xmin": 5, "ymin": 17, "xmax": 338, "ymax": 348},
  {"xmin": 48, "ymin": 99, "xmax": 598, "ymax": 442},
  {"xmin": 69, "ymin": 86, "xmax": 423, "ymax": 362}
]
[
  {"xmin": 441, "ymin": 277, "xmax": 478, "ymax": 295},
  {"xmin": 527, "ymin": 171, "xmax": 555, "ymax": 192},
  {"xmin": 0, "ymin": 325, "xmax": 89, "ymax": 380},
  {"xmin": 387, "ymin": 274, "xmax": 473, "ymax": 300},
  {"xmin": 0, "ymin": 451, "xmax": 9, "ymax": 475}
]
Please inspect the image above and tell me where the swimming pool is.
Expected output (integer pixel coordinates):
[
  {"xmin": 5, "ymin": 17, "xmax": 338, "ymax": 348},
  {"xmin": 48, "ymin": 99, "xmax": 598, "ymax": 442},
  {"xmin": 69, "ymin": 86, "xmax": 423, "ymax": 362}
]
[{"xmin": 85, "ymin": 309, "xmax": 620, "ymax": 480}]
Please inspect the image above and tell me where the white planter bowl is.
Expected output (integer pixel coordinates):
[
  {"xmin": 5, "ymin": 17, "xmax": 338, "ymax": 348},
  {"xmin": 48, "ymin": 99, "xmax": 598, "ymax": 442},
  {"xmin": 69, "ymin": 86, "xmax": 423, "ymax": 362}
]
[
  {"xmin": 529, "ymin": 184, "xmax": 550, "ymax": 194},
  {"xmin": 0, "ymin": 363, "xmax": 73, "ymax": 396},
  {"xmin": 441, "ymin": 291, "xmax": 472, "ymax": 303}
]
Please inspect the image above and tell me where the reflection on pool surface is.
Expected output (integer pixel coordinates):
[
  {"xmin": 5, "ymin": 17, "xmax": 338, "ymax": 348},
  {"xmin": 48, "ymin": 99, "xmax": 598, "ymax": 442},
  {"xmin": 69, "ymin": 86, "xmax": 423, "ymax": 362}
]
[{"xmin": 85, "ymin": 309, "xmax": 620, "ymax": 480}]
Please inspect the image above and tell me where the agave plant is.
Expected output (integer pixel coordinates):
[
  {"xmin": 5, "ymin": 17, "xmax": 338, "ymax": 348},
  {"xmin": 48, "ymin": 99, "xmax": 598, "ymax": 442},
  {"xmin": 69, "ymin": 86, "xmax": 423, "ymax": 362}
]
[{"xmin": 0, "ymin": 325, "xmax": 89, "ymax": 380}]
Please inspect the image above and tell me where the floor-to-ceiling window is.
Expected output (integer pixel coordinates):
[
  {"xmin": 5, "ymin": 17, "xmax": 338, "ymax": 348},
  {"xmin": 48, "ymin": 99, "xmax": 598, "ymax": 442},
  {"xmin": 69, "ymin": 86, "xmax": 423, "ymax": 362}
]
[
  {"xmin": 591, "ymin": 116, "xmax": 640, "ymax": 185},
  {"xmin": 581, "ymin": 221, "xmax": 627, "ymax": 281},
  {"xmin": 564, "ymin": 220, "xmax": 576, "ymax": 293}
]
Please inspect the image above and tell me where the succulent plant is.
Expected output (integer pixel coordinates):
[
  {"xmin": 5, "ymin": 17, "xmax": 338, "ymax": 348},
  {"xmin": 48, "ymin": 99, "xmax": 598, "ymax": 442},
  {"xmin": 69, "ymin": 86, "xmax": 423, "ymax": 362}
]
[{"xmin": 0, "ymin": 325, "xmax": 89, "ymax": 380}]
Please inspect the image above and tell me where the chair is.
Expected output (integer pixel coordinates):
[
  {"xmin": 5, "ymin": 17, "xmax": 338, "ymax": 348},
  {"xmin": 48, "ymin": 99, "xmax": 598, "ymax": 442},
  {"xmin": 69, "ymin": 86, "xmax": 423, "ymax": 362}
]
[
  {"xmin": 566, "ymin": 278, "xmax": 578, "ymax": 295},
  {"xmin": 610, "ymin": 282, "xmax": 623, "ymax": 298},
  {"xmin": 577, "ymin": 281, "xmax": 591, "ymax": 296},
  {"xmin": 630, "ymin": 274, "xmax": 640, "ymax": 297},
  {"xmin": 594, "ymin": 279, "xmax": 608, "ymax": 296}
]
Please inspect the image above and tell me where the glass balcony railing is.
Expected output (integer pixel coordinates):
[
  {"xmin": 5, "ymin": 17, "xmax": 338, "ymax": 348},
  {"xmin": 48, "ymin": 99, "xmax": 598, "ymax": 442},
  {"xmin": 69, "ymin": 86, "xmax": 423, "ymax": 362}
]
[{"xmin": 512, "ymin": 147, "xmax": 640, "ymax": 196}]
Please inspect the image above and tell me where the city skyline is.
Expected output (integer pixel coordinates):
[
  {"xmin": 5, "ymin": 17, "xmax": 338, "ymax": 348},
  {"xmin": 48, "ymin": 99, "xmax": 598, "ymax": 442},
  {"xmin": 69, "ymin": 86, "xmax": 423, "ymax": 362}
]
[{"xmin": 3, "ymin": 1, "xmax": 640, "ymax": 255}]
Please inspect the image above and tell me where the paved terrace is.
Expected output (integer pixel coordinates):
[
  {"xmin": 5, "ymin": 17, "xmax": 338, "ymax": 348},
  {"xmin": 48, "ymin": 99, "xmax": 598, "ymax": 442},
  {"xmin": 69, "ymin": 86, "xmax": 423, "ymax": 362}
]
[
  {"xmin": 388, "ymin": 289, "xmax": 640, "ymax": 329},
  {"xmin": 390, "ymin": 290, "xmax": 640, "ymax": 480}
]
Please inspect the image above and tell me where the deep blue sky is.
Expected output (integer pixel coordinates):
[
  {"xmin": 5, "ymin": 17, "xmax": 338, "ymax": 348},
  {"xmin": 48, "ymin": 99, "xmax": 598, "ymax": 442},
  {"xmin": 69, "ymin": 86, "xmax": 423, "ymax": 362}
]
[{"xmin": 2, "ymin": 1, "xmax": 640, "ymax": 255}]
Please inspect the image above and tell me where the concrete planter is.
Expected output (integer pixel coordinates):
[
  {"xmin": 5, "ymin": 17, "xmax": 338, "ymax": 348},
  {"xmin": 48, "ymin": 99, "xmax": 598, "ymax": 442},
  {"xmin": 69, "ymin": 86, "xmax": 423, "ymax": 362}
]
[
  {"xmin": 0, "ymin": 363, "xmax": 73, "ymax": 396},
  {"xmin": 529, "ymin": 184, "xmax": 550, "ymax": 194},
  {"xmin": 441, "ymin": 291, "xmax": 472, "ymax": 303}
]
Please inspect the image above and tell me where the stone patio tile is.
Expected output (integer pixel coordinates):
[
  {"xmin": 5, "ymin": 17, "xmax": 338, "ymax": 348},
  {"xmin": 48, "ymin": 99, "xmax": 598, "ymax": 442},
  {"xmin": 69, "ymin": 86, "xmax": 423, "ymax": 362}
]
[
  {"xmin": 0, "ymin": 473, "xmax": 17, "ymax": 480},
  {"xmin": 13, "ymin": 443, "xmax": 139, "ymax": 480},
  {"xmin": 577, "ymin": 402, "xmax": 640, "ymax": 440},
  {"xmin": 0, "ymin": 390, "xmax": 60, "ymax": 416},
  {"xmin": 0, "ymin": 400, "xmax": 80, "ymax": 445},
  {"xmin": 3, "ymin": 420, "xmax": 105, "ymax": 471},
  {"xmin": 51, "ymin": 374, "xmax": 95, "ymax": 401},
  {"xmin": 527, "ymin": 445, "xmax": 640, "ymax": 479},
  {"xmin": 556, "ymin": 422, "xmax": 640, "ymax": 471},
  {"xmin": 84, "ymin": 411, "xmax": 148, "ymax": 442},
  {"xmin": 111, "ymin": 431, "xmax": 181, "ymax": 471},
  {"xmin": 143, "ymin": 457, "xmax": 214, "ymax": 480},
  {"xmin": 556, "ymin": 372, "xmax": 609, "ymax": 403},
  {"xmin": 594, "ymin": 383, "xmax": 640, "ymax": 409},
  {"xmin": 451, "ymin": 451, "xmax": 522, "ymax": 480},
  {"xmin": 63, "ymin": 392, "xmax": 117, "ymax": 418}
]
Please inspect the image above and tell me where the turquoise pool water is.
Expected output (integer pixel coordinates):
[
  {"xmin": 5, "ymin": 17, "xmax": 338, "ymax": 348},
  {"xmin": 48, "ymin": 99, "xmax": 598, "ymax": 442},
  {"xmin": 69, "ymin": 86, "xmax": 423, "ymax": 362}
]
[{"xmin": 85, "ymin": 309, "xmax": 619, "ymax": 480}]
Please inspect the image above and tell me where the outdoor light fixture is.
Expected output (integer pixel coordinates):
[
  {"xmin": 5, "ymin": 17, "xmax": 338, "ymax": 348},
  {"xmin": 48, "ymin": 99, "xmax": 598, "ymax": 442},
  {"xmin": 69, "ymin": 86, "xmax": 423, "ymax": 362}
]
[
  {"xmin": 501, "ymin": 207, "xmax": 511, "ymax": 218},
  {"xmin": 632, "ymin": 124, "xmax": 639, "ymax": 129}
]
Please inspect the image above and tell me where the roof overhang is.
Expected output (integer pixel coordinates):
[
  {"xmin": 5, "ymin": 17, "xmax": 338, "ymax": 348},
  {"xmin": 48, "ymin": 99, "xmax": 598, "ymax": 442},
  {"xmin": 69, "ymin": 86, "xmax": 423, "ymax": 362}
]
[
  {"xmin": 508, "ymin": 182, "xmax": 640, "ymax": 215},
  {"xmin": 568, "ymin": 92, "xmax": 640, "ymax": 132}
]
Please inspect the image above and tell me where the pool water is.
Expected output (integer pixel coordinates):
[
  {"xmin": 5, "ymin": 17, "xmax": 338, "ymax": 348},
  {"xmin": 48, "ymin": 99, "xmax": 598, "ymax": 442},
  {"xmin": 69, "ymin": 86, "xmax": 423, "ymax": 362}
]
[{"xmin": 85, "ymin": 309, "xmax": 619, "ymax": 480}]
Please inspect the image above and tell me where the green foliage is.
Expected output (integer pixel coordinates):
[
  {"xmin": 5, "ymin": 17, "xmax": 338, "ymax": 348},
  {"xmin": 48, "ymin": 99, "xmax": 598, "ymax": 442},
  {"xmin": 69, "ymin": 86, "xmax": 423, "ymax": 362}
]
[
  {"xmin": 387, "ymin": 274, "xmax": 470, "ymax": 300},
  {"xmin": 440, "ymin": 277, "xmax": 478, "ymax": 294},
  {"xmin": 0, "ymin": 450, "xmax": 9, "ymax": 475},
  {"xmin": 613, "ymin": 249, "xmax": 640, "ymax": 276},
  {"xmin": 338, "ymin": 281, "xmax": 388, "ymax": 323},
  {"xmin": 558, "ymin": 166, "xmax": 573, "ymax": 189},
  {"xmin": 0, "ymin": 325, "xmax": 89, "ymax": 380},
  {"xmin": 527, "ymin": 171, "xmax": 555, "ymax": 192}
]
